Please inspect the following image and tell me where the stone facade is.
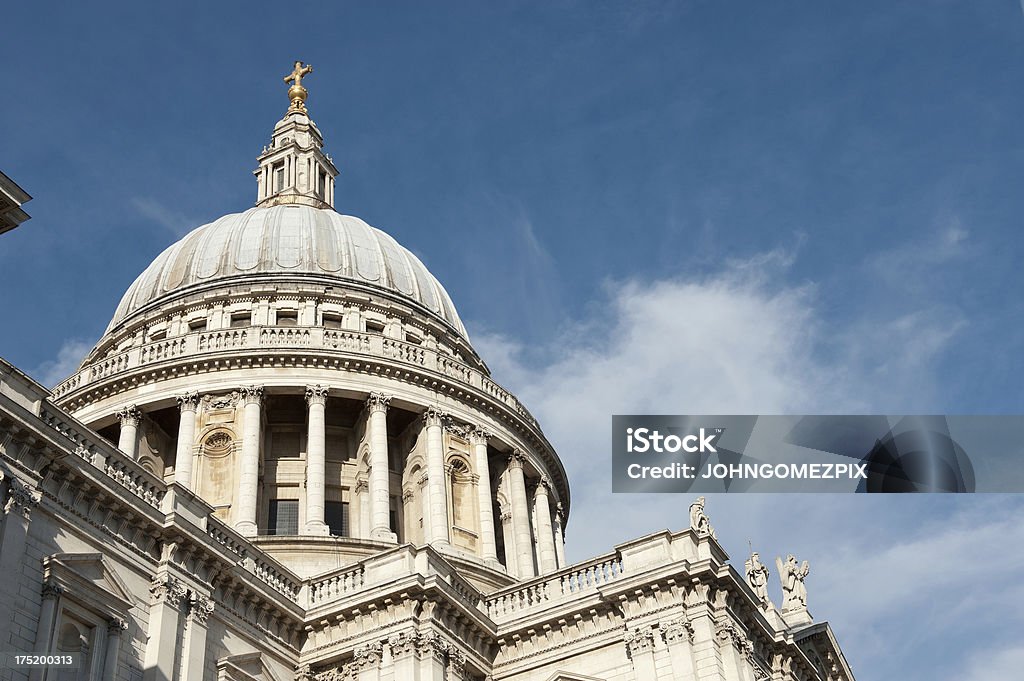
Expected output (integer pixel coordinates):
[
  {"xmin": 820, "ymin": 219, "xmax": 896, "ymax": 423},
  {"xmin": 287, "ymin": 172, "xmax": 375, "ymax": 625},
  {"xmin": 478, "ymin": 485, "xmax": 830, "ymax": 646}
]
[{"xmin": 0, "ymin": 68, "xmax": 856, "ymax": 681}]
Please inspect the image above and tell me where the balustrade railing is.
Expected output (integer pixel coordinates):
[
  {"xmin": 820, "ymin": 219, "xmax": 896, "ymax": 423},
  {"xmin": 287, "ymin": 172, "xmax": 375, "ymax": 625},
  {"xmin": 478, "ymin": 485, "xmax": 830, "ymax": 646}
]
[
  {"xmin": 485, "ymin": 553, "xmax": 626, "ymax": 620},
  {"xmin": 52, "ymin": 325, "xmax": 539, "ymax": 427},
  {"xmin": 308, "ymin": 563, "xmax": 367, "ymax": 605}
]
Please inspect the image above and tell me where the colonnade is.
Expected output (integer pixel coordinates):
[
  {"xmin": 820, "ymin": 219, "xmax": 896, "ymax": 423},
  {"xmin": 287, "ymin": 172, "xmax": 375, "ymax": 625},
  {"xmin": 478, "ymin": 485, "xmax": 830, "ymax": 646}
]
[{"xmin": 116, "ymin": 386, "xmax": 566, "ymax": 576}]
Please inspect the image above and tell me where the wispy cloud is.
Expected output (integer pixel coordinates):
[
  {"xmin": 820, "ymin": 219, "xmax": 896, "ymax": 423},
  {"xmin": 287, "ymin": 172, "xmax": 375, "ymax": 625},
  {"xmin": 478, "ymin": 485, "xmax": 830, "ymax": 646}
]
[
  {"xmin": 29, "ymin": 337, "xmax": 94, "ymax": 388},
  {"xmin": 131, "ymin": 197, "xmax": 197, "ymax": 237}
]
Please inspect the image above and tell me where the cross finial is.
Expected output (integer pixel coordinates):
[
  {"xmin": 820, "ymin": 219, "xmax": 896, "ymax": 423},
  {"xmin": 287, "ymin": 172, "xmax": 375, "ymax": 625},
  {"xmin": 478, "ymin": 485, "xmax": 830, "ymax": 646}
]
[{"xmin": 284, "ymin": 60, "xmax": 314, "ymax": 112}]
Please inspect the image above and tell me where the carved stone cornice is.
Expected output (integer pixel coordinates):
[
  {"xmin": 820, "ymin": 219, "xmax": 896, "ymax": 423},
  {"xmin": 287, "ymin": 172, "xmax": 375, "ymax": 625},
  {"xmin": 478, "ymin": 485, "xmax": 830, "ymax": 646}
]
[
  {"xmin": 176, "ymin": 392, "xmax": 201, "ymax": 412},
  {"xmin": 189, "ymin": 594, "xmax": 216, "ymax": 624},
  {"xmin": 422, "ymin": 406, "xmax": 446, "ymax": 427},
  {"xmin": 366, "ymin": 392, "xmax": 392, "ymax": 414},
  {"xmin": 116, "ymin": 405, "xmax": 141, "ymax": 427},
  {"xmin": 305, "ymin": 384, "xmax": 329, "ymax": 407},
  {"xmin": 150, "ymin": 575, "xmax": 188, "ymax": 608},
  {"xmin": 239, "ymin": 385, "xmax": 264, "ymax": 406},
  {"xmin": 624, "ymin": 625, "xmax": 656, "ymax": 657},
  {"xmin": 4, "ymin": 476, "xmax": 41, "ymax": 519}
]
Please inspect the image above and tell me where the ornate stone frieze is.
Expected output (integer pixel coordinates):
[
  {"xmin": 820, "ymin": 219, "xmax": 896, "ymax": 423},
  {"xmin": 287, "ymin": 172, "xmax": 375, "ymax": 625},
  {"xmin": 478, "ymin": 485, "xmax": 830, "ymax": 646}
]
[
  {"xmin": 150, "ymin": 575, "xmax": 188, "ymax": 607},
  {"xmin": 176, "ymin": 391, "xmax": 201, "ymax": 411},
  {"xmin": 305, "ymin": 384, "xmax": 329, "ymax": 406},
  {"xmin": 367, "ymin": 392, "xmax": 392, "ymax": 414},
  {"xmin": 351, "ymin": 641, "xmax": 383, "ymax": 670},
  {"xmin": 624, "ymin": 625, "xmax": 656, "ymax": 657},
  {"xmin": 239, "ymin": 385, "xmax": 264, "ymax": 406},
  {"xmin": 203, "ymin": 391, "xmax": 240, "ymax": 410},
  {"xmin": 294, "ymin": 664, "xmax": 312, "ymax": 681}
]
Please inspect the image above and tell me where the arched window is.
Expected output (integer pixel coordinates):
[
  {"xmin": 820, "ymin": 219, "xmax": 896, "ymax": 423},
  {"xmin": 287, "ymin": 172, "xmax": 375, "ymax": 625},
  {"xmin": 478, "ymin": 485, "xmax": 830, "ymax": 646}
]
[{"xmin": 448, "ymin": 457, "xmax": 473, "ymax": 531}]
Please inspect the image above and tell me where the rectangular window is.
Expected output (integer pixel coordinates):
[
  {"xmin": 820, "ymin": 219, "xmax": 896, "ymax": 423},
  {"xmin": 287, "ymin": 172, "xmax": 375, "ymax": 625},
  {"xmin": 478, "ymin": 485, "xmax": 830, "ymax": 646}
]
[
  {"xmin": 188, "ymin": 319, "xmax": 208, "ymax": 332},
  {"xmin": 277, "ymin": 310, "xmax": 298, "ymax": 326},
  {"xmin": 274, "ymin": 163, "xmax": 285, "ymax": 193},
  {"xmin": 322, "ymin": 313, "xmax": 343, "ymax": 329},
  {"xmin": 230, "ymin": 312, "xmax": 251, "ymax": 328},
  {"xmin": 365, "ymin": 320, "xmax": 385, "ymax": 334},
  {"xmin": 268, "ymin": 499, "xmax": 299, "ymax": 536},
  {"xmin": 325, "ymin": 501, "xmax": 349, "ymax": 537}
]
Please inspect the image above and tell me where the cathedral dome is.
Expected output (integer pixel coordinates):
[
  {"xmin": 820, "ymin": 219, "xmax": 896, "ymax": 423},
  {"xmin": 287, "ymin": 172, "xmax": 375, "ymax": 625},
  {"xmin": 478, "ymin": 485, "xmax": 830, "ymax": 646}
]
[{"xmin": 107, "ymin": 205, "xmax": 467, "ymax": 338}]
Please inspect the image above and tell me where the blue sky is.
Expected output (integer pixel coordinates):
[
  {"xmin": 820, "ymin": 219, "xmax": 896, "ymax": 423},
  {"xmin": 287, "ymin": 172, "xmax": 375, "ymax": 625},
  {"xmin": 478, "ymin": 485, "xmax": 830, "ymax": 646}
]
[{"xmin": 3, "ymin": 2, "xmax": 1024, "ymax": 679}]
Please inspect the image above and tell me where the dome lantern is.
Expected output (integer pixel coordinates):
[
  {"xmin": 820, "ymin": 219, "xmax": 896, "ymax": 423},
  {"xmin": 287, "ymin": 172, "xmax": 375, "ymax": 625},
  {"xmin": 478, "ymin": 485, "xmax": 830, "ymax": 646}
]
[{"xmin": 254, "ymin": 61, "xmax": 339, "ymax": 210}]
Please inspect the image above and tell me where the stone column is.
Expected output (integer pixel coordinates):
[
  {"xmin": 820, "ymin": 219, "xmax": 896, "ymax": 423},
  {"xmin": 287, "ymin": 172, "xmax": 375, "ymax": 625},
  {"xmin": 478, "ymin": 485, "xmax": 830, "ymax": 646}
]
[
  {"xmin": 469, "ymin": 428, "xmax": 498, "ymax": 562},
  {"xmin": 423, "ymin": 407, "xmax": 450, "ymax": 547},
  {"xmin": 533, "ymin": 477, "xmax": 558, "ymax": 574},
  {"xmin": 355, "ymin": 478, "xmax": 369, "ymax": 539},
  {"xmin": 687, "ymin": 584, "xmax": 727, "ymax": 681},
  {"xmin": 143, "ymin": 576, "xmax": 187, "ymax": 681},
  {"xmin": 235, "ymin": 386, "xmax": 263, "ymax": 537},
  {"xmin": 367, "ymin": 393, "xmax": 396, "ymax": 542},
  {"xmin": 304, "ymin": 385, "xmax": 330, "ymax": 535},
  {"xmin": 625, "ymin": 626, "xmax": 658, "ymax": 680},
  {"xmin": 32, "ymin": 581, "xmax": 62, "ymax": 659},
  {"xmin": 553, "ymin": 502, "xmax": 567, "ymax": 569},
  {"xmin": 507, "ymin": 450, "xmax": 536, "ymax": 579},
  {"xmin": 1, "ymin": 475, "xmax": 41, "ymax": 615},
  {"xmin": 174, "ymin": 393, "xmax": 200, "ymax": 488},
  {"xmin": 116, "ymin": 405, "xmax": 141, "ymax": 459},
  {"xmin": 181, "ymin": 595, "xmax": 214, "ymax": 681},
  {"xmin": 102, "ymin": 618, "xmax": 127, "ymax": 681},
  {"xmin": 663, "ymin": 617, "xmax": 698, "ymax": 681}
]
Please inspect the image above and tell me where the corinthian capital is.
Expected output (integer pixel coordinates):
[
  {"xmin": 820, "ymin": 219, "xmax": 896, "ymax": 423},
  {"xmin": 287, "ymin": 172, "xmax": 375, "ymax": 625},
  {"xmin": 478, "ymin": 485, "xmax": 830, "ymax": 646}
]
[
  {"xmin": 176, "ymin": 392, "xmax": 201, "ymax": 412},
  {"xmin": 507, "ymin": 449, "xmax": 526, "ymax": 470},
  {"xmin": 239, "ymin": 385, "xmax": 264, "ymax": 406},
  {"xmin": 4, "ymin": 477, "xmax": 41, "ymax": 519},
  {"xmin": 150, "ymin": 575, "xmax": 188, "ymax": 608},
  {"xmin": 306, "ymin": 384, "xmax": 329, "ymax": 407},
  {"xmin": 469, "ymin": 426, "xmax": 491, "ymax": 446},
  {"xmin": 624, "ymin": 626, "xmax": 656, "ymax": 656},
  {"xmin": 423, "ymin": 406, "xmax": 446, "ymax": 427},
  {"xmin": 116, "ymin": 405, "xmax": 141, "ymax": 427},
  {"xmin": 189, "ymin": 594, "xmax": 215, "ymax": 624},
  {"xmin": 366, "ymin": 392, "xmax": 392, "ymax": 414}
]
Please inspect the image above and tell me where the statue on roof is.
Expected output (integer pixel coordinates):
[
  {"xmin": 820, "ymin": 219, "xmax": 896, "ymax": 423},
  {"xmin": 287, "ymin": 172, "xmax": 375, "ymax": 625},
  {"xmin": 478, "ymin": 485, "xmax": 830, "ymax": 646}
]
[
  {"xmin": 745, "ymin": 551, "xmax": 771, "ymax": 605},
  {"xmin": 689, "ymin": 496, "xmax": 716, "ymax": 537},
  {"xmin": 776, "ymin": 554, "xmax": 810, "ymax": 612}
]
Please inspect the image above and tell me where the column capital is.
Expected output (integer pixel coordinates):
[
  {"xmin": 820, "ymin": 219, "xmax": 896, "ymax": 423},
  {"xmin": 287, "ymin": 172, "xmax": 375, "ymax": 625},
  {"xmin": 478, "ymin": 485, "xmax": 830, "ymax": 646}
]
[
  {"xmin": 354, "ymin": 477, "xmax": 368, "ymax": 493},
  {"xmin": 423, "ymin": 405, "xmax": 447, "ymax": 427},
  {"xmin": 107, "ymin": 617, "xmax": 129, "ymax": 635},
  {"xmin": 188, "ymin": 595, "xmax": 216, "ymax": 624},
  {"xmin": 366, "ymin": 392, "xmax": 392, "ymax": 414},
  {"xmin": 535, "ymin": 475, "xmax": 552, "ymax": 495},
  {"xmin": 305, "ymin": 384, "xmax": 329, "ymax": 407},
  {"xmin": 4, "ymin": 476, "xmax": 41, "ymax": 519},
  {"xmin": 468, "ymin": 427, "xmax": 491, "ymax": 446},
  {"xmin": 507, "ymin": 449, "xmax": 526, "ymax": 470},
  {"xmin": 176, "ymin": 392, "xmax": 201, "ymax": 412},
  {"xmin": 239, "ymin": 385, "xmax": 264, "ymax": 406},
  {"xmin": 117, "ymin": 405, "xmax": 142, "ymax": 427},
  {"xmin": 625, "ymin": 625, "xmax": 657, "ymax": 657},
  {"xmin": 150, "ymin": 575, "xmax": 188, "ymax": 608},
  {"xmin": 41, "ymin": 579, "xmax": 64, "ymax": 601}
]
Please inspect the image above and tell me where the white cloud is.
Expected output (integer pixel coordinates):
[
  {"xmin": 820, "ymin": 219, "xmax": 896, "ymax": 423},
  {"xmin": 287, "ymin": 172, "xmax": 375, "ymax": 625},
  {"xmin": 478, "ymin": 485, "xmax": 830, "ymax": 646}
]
[
  {"xmin": 30, "ymin": 338, "xmax": 93, "ymax": 388},
  {"xmin": 131, "ymin": 197, "xmax": 197, "ymax": 237},
  {"xmin": 953, "ymin": 644, "xmax": 1024, "ymax": 681}
]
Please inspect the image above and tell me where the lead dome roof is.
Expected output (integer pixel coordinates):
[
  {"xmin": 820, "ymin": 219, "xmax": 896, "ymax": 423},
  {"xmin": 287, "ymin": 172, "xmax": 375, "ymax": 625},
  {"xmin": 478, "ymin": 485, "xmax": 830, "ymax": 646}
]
[{"xmin": 107, "ymin": 205, "xmax": 467, "ymax": 338}]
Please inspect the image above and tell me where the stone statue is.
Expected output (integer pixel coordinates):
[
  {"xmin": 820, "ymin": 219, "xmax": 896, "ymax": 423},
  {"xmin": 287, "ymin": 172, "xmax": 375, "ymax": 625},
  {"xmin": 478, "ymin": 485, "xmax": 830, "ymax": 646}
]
[
  {"xmin": 776, "ymin": 554, "xmax": 810, "ymax": 612},
  {"xmin": 689, "ymin": 496, "xmax": 715, "ymax": 537},
  {"xmin": 744, "ymin": 551, "xmax": 771, "ymax": 604}
]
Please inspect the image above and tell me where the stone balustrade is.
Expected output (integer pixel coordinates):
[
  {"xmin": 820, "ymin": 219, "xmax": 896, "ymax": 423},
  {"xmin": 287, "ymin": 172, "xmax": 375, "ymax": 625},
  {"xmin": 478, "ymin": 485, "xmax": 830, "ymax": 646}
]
[{"xmin": 52, "ymin": 325, "xmax": 538, "ymax": 427}]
